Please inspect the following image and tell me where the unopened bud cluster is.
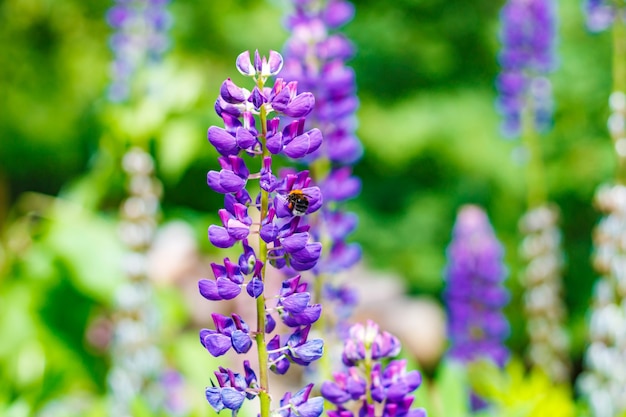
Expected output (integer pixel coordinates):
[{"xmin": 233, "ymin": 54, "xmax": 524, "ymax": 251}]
[
  {"xmin": 519, "ymin": 204, "xmax": 570, "ymax": 383},
  {"xmin": 579, "ymin": 184, "xmax": 626, "ymax": 417},
  {"xmin": 321, "ymin": 321, "xmax": 426, "ymax": 417},
  {"xmin": 109, "ymin": 147, "xmax": 166, "ymax": 417}
]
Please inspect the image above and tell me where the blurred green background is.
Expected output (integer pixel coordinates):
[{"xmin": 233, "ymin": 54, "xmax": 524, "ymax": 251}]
[{"xmin": 0, "ymin": 0, "xmax": 615, "ymax": 415}]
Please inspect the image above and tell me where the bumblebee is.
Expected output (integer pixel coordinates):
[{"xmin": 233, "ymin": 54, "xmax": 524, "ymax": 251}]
[{"xmin": 286, "ymin": 189, "xmax": 310, "ymax": 216}]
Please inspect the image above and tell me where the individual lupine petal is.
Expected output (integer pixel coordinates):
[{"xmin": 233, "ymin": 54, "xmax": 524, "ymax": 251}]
[
  {"xmin": 198, "ymin": 279, "xmax": 221, "ymax": 301},
  {"xmin": 200, "ymin": 330, "xmax": 231, "ymax": 356},
  {"xmin": 249, "ymin": 86, "xmax": 266, "ymax": 110},
  {"xmin": 265, "ymin": 312, "xmax": 277, "ymax": 333},
  {"xmin": 207, "ymin": 169, "xmax": 246, "ymax": 194},
  {"xmin": 208, "ymin": 225, "xmax": 236, "ymax": 248},
  {"xmin": 281, "ymin": 232, "xmax": 310, "ymax": 253},
  {"xmin": 220, "ymin": 78, "xmax": 247, "ymax": 104},
  {"xmin": 205, "ymin": 387, "xmax": 225, "ymax": 412},
  {"xmin": 216, "ymin": 277, "xmax": 241, "ymax": 300},
  {"xmin": 252, "ymin": 49, "xmax": 263, "ymax": 71},
  {"xmin": 236, "ymin": 50, "xmax": 255, "ymax": 76},
  {"xmin": 215, "ymin": 95, "xmax": 245, "ymax": 118},
  {"xmin": 231, "ymin": 330, "xmax": 253, "ymax": 353},
  {"xmin": 290, "ymin": 242, "xmax": 322, "ymax": 271},
  {"xmin": 372, "ymin": 331, "xmax": 402, "ymax": 360},
  {"xmin": 282, "ymin": 304, "xmax": 322, "ymax": 327},
  {"xmin": 265, "ymin": 50, "xmax": 284, "ymax": 76},
  {"xmin": 270, "ymin": 80, "xmax": 295, "ymax": 112},
  {"xmin": 225, "ymin": 218, "xmax": 250, "ymax": 241},
  {"xmin": 320, "ymin": 381, "xmax": 352, "ymax": 405},
  {"xmin": 282, "ymin": 92, "xmax": 316, "ymax": 118},
  {"xmin": 221, "ymin": 387, "xmax": 246, "ymax": 410},
  {"xmin": 246, "ymin": 276, "xmax": 263, "ymax": 298},
  {"xmin": 281, "ymin": 292, "xmax": 311, "ymax": 313},
  {"xmin": 284, "ymin": 128, "xmax": 323, "ymax": 158},
  {"xmin": 236, "ymin": 126, "xmax": 257, "ymax": 149},
  {"xmin": 208, "ymin": 126, "xmax": 238, "ymax": 156}
]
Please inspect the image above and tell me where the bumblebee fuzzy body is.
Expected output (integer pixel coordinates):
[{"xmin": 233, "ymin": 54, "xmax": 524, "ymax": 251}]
[{"xmin": 286, "ymin": 189, "xmax": 310, "ymax": 216}]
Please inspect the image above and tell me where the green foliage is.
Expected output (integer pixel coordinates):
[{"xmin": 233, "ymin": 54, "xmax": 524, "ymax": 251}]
[
  {"xmin": 417, "ymin": 360, "xmax": 472, "ymax": 417},
  {"xmin": 467, "ymin": 358, "xmax": 579, "ymax": 417}
]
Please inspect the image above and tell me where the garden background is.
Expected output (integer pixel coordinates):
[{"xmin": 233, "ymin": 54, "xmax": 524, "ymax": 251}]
[{"xmin": 0, "ymin": 0, "xmax": 616, "ymax": 415}]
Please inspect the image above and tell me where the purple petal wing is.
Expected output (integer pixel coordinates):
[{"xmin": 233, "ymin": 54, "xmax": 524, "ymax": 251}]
[
  {"xmin": 208, "ymin": 126, "xmax": 238, "ymax": 155},
  {"xmin": 198, "ymin": 279, "xmax": 222, "ymax": 301},
  {"xmin": 216, "ymin": 277, "xmax": 242, "ymax": 300},
  {"xmin": 208, "ymin": 225, "xmax": 236, "ymax": 248},
  {"xmin": 202, "ymin": 332, "xmax": 231, "ymax": 356}
]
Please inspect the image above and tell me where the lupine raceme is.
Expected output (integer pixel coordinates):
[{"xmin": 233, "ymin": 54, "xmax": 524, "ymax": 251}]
[
  {"xmin": 444, "ymin": 205, "xmax": 510, "ymax": 410},
  {"xmin": 200, "ymin": 50, "xmax": 327, "ymax": 417},
  {"xmin": 281, "ymin": 0, "xmax": 362, "ymax": 351},
  {"xmin": 321, "ymin": 321, "xmax": 426, "ymax": 417}
]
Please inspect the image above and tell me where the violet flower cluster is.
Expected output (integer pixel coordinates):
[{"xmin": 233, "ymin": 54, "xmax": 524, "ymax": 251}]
[
  {"xmin": 444, "ymin": 205, "xmax": 510, "ymax": 407},
  {"xmin": 584, "ymin": 0, "xmax": 626, "ymax": 32},
  {"xmin": 200, "ymin": 50, "xmax": 326, "ymax": 417},
  {"xmin": 106, "ymin": 0, "xmax": 172, "ymax": 102},
  {"xmin": 497, "ymin": 0, "xmax": 557, "ymax": 138},
  {"xmin": 321, "ymin": 321, "xmax": 426, "ymax": 417},
  {"xmin": 282, "ymin": 0, "xmax": 362, "ymax": 334}
]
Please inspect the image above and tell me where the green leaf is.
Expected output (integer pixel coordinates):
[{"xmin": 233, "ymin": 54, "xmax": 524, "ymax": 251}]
[{"xmin": 434, "ymin": 360, "xmax": 471, "ymax": 417}]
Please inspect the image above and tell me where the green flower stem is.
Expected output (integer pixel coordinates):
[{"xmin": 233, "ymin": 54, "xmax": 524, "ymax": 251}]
[
  {"xmin": 256, "ymin": 83, "xmax": 271, "ymax": 417},
  {"xmin": 521, "ymin": 93, "xmax": 547, "ymax": 209},
  {"xmin": 612, "ymin": 17, "xmax": 626, "ymax": 183},
  {"xmin": 363, "ymin": 355, "xmax": 374, "ymax": 405}
]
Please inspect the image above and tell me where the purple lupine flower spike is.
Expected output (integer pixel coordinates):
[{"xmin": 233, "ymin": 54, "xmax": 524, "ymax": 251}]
[
  {"xmin": 497, "ymin": 0, "xmax": 557, "ymax": 138},
  {"xmin": 281, "ymin": 0, "xmax": 363, "ymax": 353},
  {"xmin": 200, "ymin": 51, "xmax": 326, "ymax": 417},
  {"xmin": 444, "ymin": 205, "xmax": 510, "ymax": 410},
  {"xmin": 322, "ymin": 321, "xmax": 426, "ymax": 417}
]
